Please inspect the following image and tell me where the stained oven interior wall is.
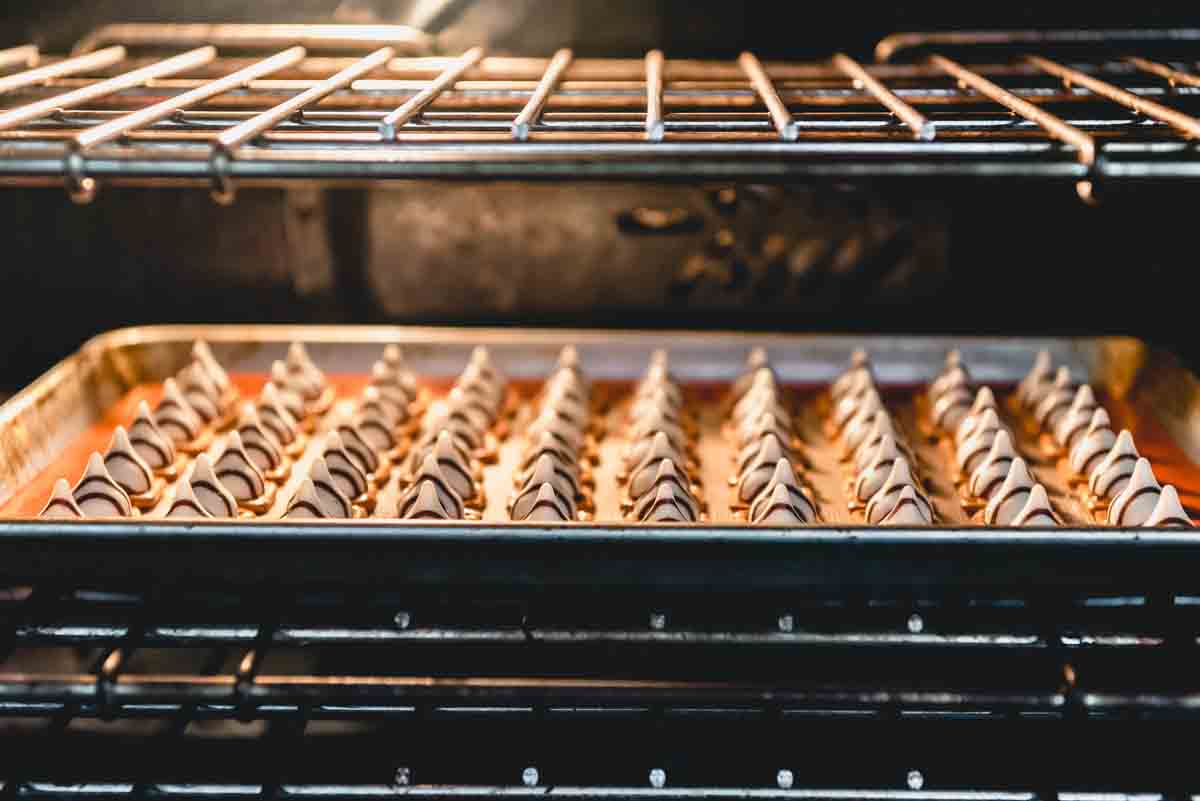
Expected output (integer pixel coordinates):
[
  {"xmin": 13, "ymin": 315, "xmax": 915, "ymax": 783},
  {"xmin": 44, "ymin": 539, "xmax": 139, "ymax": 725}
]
[{"xmin": 0, "ymin": 0, "xmax": 1195, "ymax": 391}]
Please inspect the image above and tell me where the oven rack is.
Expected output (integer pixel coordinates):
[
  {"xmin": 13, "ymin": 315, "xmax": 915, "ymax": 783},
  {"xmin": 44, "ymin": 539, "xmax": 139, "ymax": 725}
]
[{"xmin": 0, "ymin": 26, "xmax": 1199, "ymax": 199}]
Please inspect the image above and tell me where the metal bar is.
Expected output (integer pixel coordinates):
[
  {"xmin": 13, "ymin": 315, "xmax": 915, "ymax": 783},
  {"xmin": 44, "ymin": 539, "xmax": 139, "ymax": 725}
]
[
  {"xmin": 214, "ymin": 47, "xmax": 394, "ymax": 153},
  {"xmin": 0, "ymin": 46, "xmax": 126, "ymax": 96},
  {"xmin": 738, "ymin": 52, "xmax": 798, "ymax": 141},
  {"xmin": 832, "ymin": 52, "xmax": 933, "ymax": 141},
  {"xmin": 73, "ymin": 47, "xmax": 306, "ymax": 151},
  {"xmin": 1029, "ymin": 55, "xmax": 1200, "ymax": 139},
  {"xmin": 876, "ymin": 28, "xmax": 1200, "ymax": 62},
  {"xmin": 377, "ymin": 46, "xmax": 484, "ymax": 140},
  {"xmin": 0, "ymin": 44, "xmax": 40, "ymax": 72},
  {"xmin": 73, "ymin": 23, "xmax": 431, "ymax": 57},
  {"xmin": 511, "ymin": 48, "xmax": 573, "ymax": 141},
  {"xmin": 0, "ymin": 47, "xmax": 217, "ymax": 132},
  {"xmin": 644, "ymin": 49, "xmax": 665, "ymax": 142},
  {"xmin": 1126, "ymin": 57, "xmax": 1200, "ymax": 89},
  {"xmin": 930, "ymin": 54, "xmax": 1095, "ymax": 165}
]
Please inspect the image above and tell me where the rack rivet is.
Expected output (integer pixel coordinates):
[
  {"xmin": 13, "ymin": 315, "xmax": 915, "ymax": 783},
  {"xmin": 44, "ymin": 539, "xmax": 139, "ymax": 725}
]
[
  {"xmin": 907, "ymin": 770, "xmax": 924, "ymax": 790},
  {"xmin": 394, "ymin": 611, "xmax": 412, "ymax": 629},
  {"xmin": 394, "ymin": 767, "xmax": 410, "ymax": 787},
  {"xmin": 649, "ymin": 769, "xmax": 667, "ymax": 788},
  {"xmin": 777, "ymin": 614, "xmax": 794, "ymax": 633},
  {"xmin": 907, "ymin": 613, "xmax": 924, "ymax": 634},
  {"xmin": 776, "ymin": 770, "xmax": 794, "ymax": 789},
  {"xmin": 522, "ymin": 767, "xmax": 539, "ymax": 787},
  {"xmin": 649, "ymin": 612, "xmax": 666, "ymax": 631}
]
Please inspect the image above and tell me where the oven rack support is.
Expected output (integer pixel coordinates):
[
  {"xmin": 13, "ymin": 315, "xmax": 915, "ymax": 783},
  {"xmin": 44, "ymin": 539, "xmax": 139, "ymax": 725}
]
[{"xmin": 0, "ymin": 26, "xmax": 1197, "ymax": 199}]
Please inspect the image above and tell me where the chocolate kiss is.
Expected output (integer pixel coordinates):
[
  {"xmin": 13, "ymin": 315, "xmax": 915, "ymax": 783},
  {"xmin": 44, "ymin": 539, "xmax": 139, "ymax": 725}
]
[
  {"xmin": 73, "ymin": 452, "xmax": 133, "ymax": 517},
  {"xmin": 40, "ymin": 478, "xmax": 83, "ymax": 519},
  {"xmin": 521, "ymin": 430, "xmax": 579, "ymax": 477},
  {"xmin": 640, "ymin": 483, "xmax": 695, "ymax": 523},
  {"xmin": 955, "ymin": 409, "xmax": 1001, "ymax": 474},
  {"xmin": 1069, "ymin": 408, "xmax": 1115, "ymax": 477},
  {"xmin": 287, "ymin": 342, "xmax": 326, "ymax": 395},
  {"xmin": 237, "ymin": 407, "xmax": 284, "ymax": 472},
  {"xmin": 830, "ymin": 374, "xmax": 876, "ymax": 430},
  {"xmin": 336, "ymin": 420, "xmax": 380, "ymax": 475},
  {"xmin": 193, "ymin": 340, "xmax": 231, "ymax": 394},
  {"xmin": 633, "ymin": 460, "xmax": 699, "ymax": 521},
  {"xmin": 526, "ymin": 406, "xmax": 585, "ymax": 453},
  {"xmin": 104, "ymin": 426, "xmax": 153, "ymax": 495},
  {"xmin": 155, "ymin": 378, "xmax": 203, "ymax": 444},
  {"xmin": 854, "ymin": 412, "xmax": 899, "ymax": 471},
  {"xmin": 1143, "ymin": 485, "xmax": 1193, "ymax": 528},
  {"xmin": 269, "ymin": 361, "xmax": 310, "ymax": 415},
  {"xmin": 544, "ymin": 366, "xmax": 589, "ymax": 407},
  {"xmin": 731, "ymin": 347, "xmax": 771, "ymax": 401},
  {"xmin": 443, "ymin": 389, "xmax": 492, "ymax": 439},
  {"xmin": 382, "ymin": 344, "xmax": 404, "ymax": 369},
  {"xmin": 865, "ymin": 458, "xmax": 931, "ymax": 525},
  {"xmin": 739, "ymin": 437, "xmax": 793, "ymax": 504},
  {"xmin": 512, "ymin": 474, "xmax": 576, "ymax": 521},
  {"xmin": 1053, "ymin": 384, "xmax": 1100, "ymax": 449},
  {"xmin": 166, "ymin": 477, "xmax": 215, "ymax": 519},
  {"xmin": 954, "ymin": 387, "xmax": 999, "ymax": 446},
  {"xmin": 308, "ymin": 457, "xmax": 353, "ymax": 518},
  {"xmin": 880, "ymin": 485, "xmax": 934, "ymax": 527},
  {"xmin": 178, "ymin": 362, "xmax": 221, "ymax": 422},
  {"xmin": 843, "ymin": 399, "xmax": 886, "ymax": 454},
  {"xmin": 733, "ymin": 369, "xmax": 779, "ymax": 419},
  {"xmin": 521, "ymin": 483, "xmax": 573, "ymax": 522},
  {"xmin": 424, "ymin": 430, "xmax": 476, "ymax": 500},
  {"xmin": 356, "ymin": 390, "xmax": 399, "ymax": 452},
  {"xmin": 831, "ymin": 348, "xmax": 871, "ymax": 402},
  {"xmin": 369, "ymin": 362, "xmax": 415, "ymax": 414},
  {"xmin": 752, "ymin": 482, "xmax": 811, "ymax": 525},
  {"xmin": 1017, "ymin": 349, "xmax": 1053, "ymax": 409},
  {"xmin": 458, "ymin": 360, "xmax": 506, "ymax": 413},
  {"xmin": 984, "ymin": 457, "xmax": 1036, "ymax": 526},
  {"xmin": 1033, "ymin": 367, "xmax": 1077, "ymax": 431},
  {"xmin": 931, "ymin": 384, "xmax": 972, "ymax": 433},
  {"xmin": 283, "ymin": 479, "xmax": 330, "ymax": 519},
  {"xmin": 1108, "ymin": 458, "xmax": 1162, "ymax": 526},
  {"xmin": 633, "ymin": 361, "xmax": 682, "ymax": 408},
  {"xmin": 517, "ymin": 452, "xmax": 580, "ymax": 506},
  {"xmin": 630, "ymin": 385, "xmax": 683, "ymax": 425},
  {"xmin": 737, "ymin": 407, "xmax": 792, "ymax": 448},
  {"xmin": 541, "ymin": 381, "xmax": 588, "ymax": 430},
  {"xmin": 749, "ymin": 459, "xmax": 817, "ymax": 524},
  {"xmin": 929, "ymin": 363, "xmax": 970, "ymax": 408},
  {"xmin": 186, "ymin": 455, "xmax": 238, "ymax": 518},
  {"xmin": 630, "ymin": 403, "xmax": 686, "ymax": 448},
  {"xmin": 215, "ymin": 431, "xmax": 266, "ymax": 502},
  {"xmin": 322, "ymin": 432, "xmax": 369, "ymax": 501},
  {"xmin": 1011, "ymin": 484, "xmax": 1059, "ymax": 527},
  {"xmin": 398, "ymin": 480, "xmax": 454, "ymax": 520},
  {"xmin": 629, "ymin": 432, "xmax": 687, "ymax": 500},
  {"xmin": 969, "ymin": 429, "xmax": 1017, "ymax": 500},
  {"xmin": 258, "ymin": 383, "xmax": 299, "ymax": 445},
  {"xmin": 469, "ymin": 346, "xmax": 506, "ymax": 386},
  {"xmin": 130, "ymin": 400, "xmax": 176, "ymax": 470},
  {"xmin": 832, "ymin": 386, "xmax": 881, "ymax": 436},
  {"xmin": 1089, "ymin": 430, "xmax": 1139, "ymax": 499},
  {"xmin": 854, "ymin": 434, "xmax": 900, "ymax": 503},
  {"xmin": 403, "ymin": 451, "xmax": 465, "ymax": 519}
]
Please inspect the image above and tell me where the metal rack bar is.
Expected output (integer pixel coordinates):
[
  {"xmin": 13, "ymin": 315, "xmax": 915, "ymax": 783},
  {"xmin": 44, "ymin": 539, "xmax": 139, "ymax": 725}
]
[
  {"xmin": 832, "ymin": 52, "xmax": 933, "ymax": 141},
  {"xmin": 73, "ymin": 47, "xmax": 306, "ymax": 151},
  {"xmin": 929, "ymin": 54, "xmax": 1096, "ymax": 166},
  {"xmin": 1029, "ymin": 55, "xmax": 1200, "ymax": 139},
  {"xmin": 738, "ymin": 51, "xmax": 799, "ymax": 141},
  {"xmin": 876, "ymin": 28, "xmax": 1200, "ymax": 62},
  {"xmin": 644, "ymin": 50, "xmax": 665, "ymax": 142},
  {"xmin": 0, "ymin": 46, "xmax": 125, "ymax": 96},
  {"xmin": 73, "ymin": 23, "xmax": 432, "ymax": 57},
  {"xmin": 377, "ymin": 46, "xmax": 484, "ymax": 141},
  {"xmin": 214, "ymin": 46, "xmax": 394, "ymax": 153},
  {"xmin": 511, "ymin": 48, "xmax": 573, "ymax": 141},
  {"xmin": 0, "ymin": 44, "xmax": 39, "ymax": 71},
  {"xmin": 1126, "ymin": 57, "xmax": 1200, "ymax": 89},
  {"xmin": 0, "ymin": 47, "xmax": 217, "ymax": 132}
]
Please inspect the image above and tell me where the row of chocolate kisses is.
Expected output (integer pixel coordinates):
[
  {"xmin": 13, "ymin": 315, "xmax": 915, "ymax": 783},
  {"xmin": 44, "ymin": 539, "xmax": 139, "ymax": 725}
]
[{"xmin": 41, "ymin": 343, "xmax": 418, "ymax": 520}]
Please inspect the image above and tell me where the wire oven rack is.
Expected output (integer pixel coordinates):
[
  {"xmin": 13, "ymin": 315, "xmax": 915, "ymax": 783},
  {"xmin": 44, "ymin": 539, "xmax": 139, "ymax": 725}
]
[{"xmin": 0, "ymin": 26, "xmax": 1198, "ymax": 201}]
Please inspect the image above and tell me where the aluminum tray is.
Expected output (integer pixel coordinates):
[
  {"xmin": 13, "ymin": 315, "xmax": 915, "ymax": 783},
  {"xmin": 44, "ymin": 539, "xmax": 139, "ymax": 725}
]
[{"xmin": 1, "ymin": 325, "xmax": 1199, "ymax": 597}]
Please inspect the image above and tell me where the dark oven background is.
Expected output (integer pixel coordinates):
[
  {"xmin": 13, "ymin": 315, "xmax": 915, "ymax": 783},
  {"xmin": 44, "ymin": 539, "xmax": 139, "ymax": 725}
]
[{"xmin": 0, "ymin": 0, "xmax": 1195, "ymax": 393}]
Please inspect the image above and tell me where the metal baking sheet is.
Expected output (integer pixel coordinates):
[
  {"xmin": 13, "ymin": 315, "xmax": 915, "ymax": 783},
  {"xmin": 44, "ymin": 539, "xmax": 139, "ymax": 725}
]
[{"xmin": 1, "ymin": 325, "xmax": 1199, "ymax": 591}]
